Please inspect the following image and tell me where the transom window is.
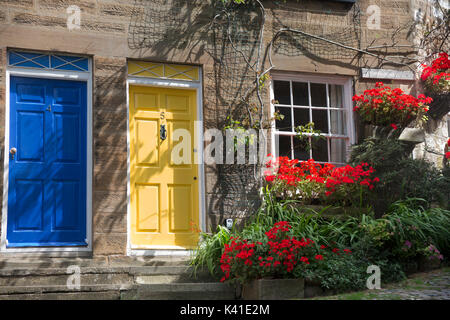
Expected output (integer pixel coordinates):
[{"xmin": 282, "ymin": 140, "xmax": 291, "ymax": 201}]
[
  {"xmin": 8, "ymin": 50, "xmax": 89, "ymax": 72},
  {"xmin": 271, "ymin": 74, "xmax": 354, "ymax": 165}
]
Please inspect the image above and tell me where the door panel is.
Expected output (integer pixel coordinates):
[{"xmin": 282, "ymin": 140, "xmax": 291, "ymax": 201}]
[
  {"xmin": 130, "ymin": 85, "xmax": 199, "ymax": 249},
  {"xmin": 7, "ymin": 76, "xmax": 87, "ymax": 247},
  {"xmin": 136, "ymin": 119, "xmax": 159, "ymax": 167},
  {"xmin": 14, "ymin": 179, "xmax": 44, "ymax": 231},
  {"xmin": 17, "ymin": 111, "xmax": 45, "ymax": 162}
]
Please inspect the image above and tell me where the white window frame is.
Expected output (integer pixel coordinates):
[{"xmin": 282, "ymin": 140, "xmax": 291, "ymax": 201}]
[{"xmin": 269, "ymin": 72, "xmax": 355, "ymax": 165}]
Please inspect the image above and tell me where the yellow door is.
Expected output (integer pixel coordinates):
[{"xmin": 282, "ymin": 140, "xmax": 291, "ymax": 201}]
[{"xmin": 129, "ymin": 85, "xmax": 199, "ymax": 249}]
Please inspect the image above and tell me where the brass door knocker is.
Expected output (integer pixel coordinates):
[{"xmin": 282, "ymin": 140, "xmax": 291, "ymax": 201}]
[{"xmin": 160, "ymin": 124, "xmax": 167, "ymax": 141}]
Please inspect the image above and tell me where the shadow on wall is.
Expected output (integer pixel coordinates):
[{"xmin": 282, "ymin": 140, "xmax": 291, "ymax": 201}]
[{"xmin": 92, "ymin": 57, "xmax": 128, "ymax": 255}]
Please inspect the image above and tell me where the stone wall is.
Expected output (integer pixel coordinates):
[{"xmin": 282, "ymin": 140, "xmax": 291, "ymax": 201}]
[{"xmin": 0, "ymin": 0, "xmax": 423, "ymax": 256}]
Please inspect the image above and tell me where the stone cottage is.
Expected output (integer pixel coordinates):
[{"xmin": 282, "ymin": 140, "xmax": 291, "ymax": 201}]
[{"xmin": 0, "ymin": 0, "xmax": 447, "ymax": 259}]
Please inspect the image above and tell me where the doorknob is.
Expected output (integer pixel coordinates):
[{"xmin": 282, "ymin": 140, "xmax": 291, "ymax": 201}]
[{"xmin": 10, "ymin": 147, "xmax": 17, "ymax": 159}]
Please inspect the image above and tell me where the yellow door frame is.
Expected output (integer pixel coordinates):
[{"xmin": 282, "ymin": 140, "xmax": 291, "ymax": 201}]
[{"xmin": 126, "ymin": 66, "xmax": 205, "ymax": 256}]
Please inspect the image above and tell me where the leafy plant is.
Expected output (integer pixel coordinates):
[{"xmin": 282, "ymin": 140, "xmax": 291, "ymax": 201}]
[
  {"xmin": 190, "ymin": 225, "xmax": 232, "ymax": 277},
  {"xmin": 359, "ymin": 199, "xmax": 450, "ymax": 262},
  {"xmin": 350, "ymin": 137, "xmax": 450, "ymax": 211},
  {"xmin": 294, "ymin": 122, "xmax": 325, "ymax": 153}
]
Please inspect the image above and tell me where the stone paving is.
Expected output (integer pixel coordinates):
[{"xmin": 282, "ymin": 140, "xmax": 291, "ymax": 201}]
[{"xmin": 314, "ymin": 268, "xmax": 450, "ymax": 300}]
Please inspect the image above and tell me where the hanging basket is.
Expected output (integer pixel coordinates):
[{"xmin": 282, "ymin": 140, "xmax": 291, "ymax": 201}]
[
  {"xmin": 425, "ymin": 91, "xmax": 450, "ymax": 120},
  {"xmin": 363, "ymin": 124, "xmax": 402, "ymax": 140}
]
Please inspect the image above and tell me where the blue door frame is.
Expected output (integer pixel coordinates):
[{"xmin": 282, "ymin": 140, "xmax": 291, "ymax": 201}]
[{"xmin": 7, "ymin": 76, "xmax": 87, "ymax": 247}]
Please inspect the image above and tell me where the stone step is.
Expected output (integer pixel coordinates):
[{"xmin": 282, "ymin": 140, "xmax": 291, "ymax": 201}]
[
  {"xmin": 121, "ymin": 283, "xmax": 237, "ymax": 300},
  {"xmin": 0, "ymin": 264, "xmax": 217, "ymax": 287},
  {"xmin": 0, "ymin": 283, "xmax": 132, "ymax": 295},
  {"xmin": 0, "ymin": 255, "xmax": 191, "ymax": 269},
  {"xmin": 0, "ymin": 272, "xmax": 133, "ymax": 287},
  {"xmin": 0, "ymin": 256, "xmax": 232, "ymax": 299},
  {"xmin": 0, "ymin": 291, "xmax": 121, "ymax": 300}
]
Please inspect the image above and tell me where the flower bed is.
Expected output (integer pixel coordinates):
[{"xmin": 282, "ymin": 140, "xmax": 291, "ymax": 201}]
[
  {"xmin": 219, "ymin": 221, "xmax": 353, "ymax": 284},
  {"xmin": 264, "ymin": 157, "xmax": 379, "ymax": 207}
]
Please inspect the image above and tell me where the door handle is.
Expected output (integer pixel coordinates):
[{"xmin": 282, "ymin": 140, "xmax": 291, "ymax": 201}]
[{"xmin": 10, "ymin": 147, "xmax": 17, "ymax": 160}]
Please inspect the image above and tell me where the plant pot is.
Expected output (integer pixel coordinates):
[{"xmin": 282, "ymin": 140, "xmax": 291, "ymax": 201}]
[
  {"xmin": 425, "ymin": 91, "xmax": 450, "ymax": 120},
  {"xmin": 363, "ymin": 124, "xmax": 402, "ymax": 139},
  {"xmin": 242, "ymin": 278, "xmax": 304, "ymax": 300},
  {"xmin": 304, "ymin": 278, "xmax": 326, "ymax": 298}
]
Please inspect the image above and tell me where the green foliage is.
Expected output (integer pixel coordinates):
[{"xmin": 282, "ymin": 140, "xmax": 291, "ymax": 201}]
[
  {"xmin": 350, "ymin": 137, "xmax": 450, "ymax": 210},
  {"xmin": 358, "ymin": 199, "xmax": 450, "ymax": 262},
  {"xmin": 190, "ymin": 225, "xmax": 232, "ymax": 276},
  {"xmin": 190, "ymin": 195, "xmax": 448, "ymax": 293},
  {"xmin": 303, "ymin": 253, "xmax": 367, "ymax": 291},
  {"xmin": 294, "ymin": 122, "xmax": 326, "ymax": 153}
]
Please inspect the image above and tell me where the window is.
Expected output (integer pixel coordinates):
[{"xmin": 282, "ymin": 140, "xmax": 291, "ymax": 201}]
[{"xmin": 270, "ymin": 74, "xmax": 354, "ymax": 165}]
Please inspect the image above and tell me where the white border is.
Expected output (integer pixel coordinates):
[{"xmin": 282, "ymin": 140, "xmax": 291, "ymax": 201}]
[
  {"xmin": 1, "ymin": 63, "xmax": 93, "ymax": 254},
  {"xmin": 126, "ymin": 73, "xmax": 205, "ymax": 256},
  {"xmin": 269, "ymin": 72, "xmax": 355, "ymax": 161}
]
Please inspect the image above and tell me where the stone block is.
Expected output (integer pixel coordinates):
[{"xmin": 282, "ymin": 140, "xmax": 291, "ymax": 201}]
[
  {"xmin": 399, "ymin": 128, "xmax": 425, "ymax": 143},
  {"xmin": 38, "ymin": 0, "xmax": 97, "ymax": 15},
  {"xmin": 13, "ymin": 13, "xmax": 66, "ymax": 28},
  {"xmin": 93, "ymin": 233, "xmax": 127, "ymax": 255},
  {"xmin": 0, "ymin": 0, "xmax": 34, "ymax": 7},
  {"xmin": 242, "ymin": 279, "xmax": 304, "ymax": 300},
  {"xmin": 93, "ymin": 190, "xmax": 127, "ymax": 213},
  {"xmin": 94, "ymin": 212, "xmax": 127, "ymax": 233}
]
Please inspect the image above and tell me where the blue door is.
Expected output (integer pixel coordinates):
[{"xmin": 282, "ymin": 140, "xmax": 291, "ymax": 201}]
[{"xmin": 7, "ymin": 76, "xmax": 87, "ymax": 247}]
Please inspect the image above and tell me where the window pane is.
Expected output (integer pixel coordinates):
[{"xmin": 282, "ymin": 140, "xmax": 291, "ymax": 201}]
[
  {"xmin": 330, "ymin": 110, "xmax": 346, "ymax": 135},
  {"xmin": 329, "ymin": 84, "xmax": 343, "ymax": 108},
  {"xmin": 274, "ymin": 81, "xmax": 291, "ymax": 105},
  {"xmin": 292, "ymin": 82, "xmax": 309, "ymax": 106},
  {"xmin": 330, "ymin": 139, "xmax": 347, "ymax": 163},
  {"xmin": 293, "ymin": 108, "xmax": 310, "ymax": 128},
  {"xmin": 293, "ymin": 137, "xmax": 310, "ymax": 161},
  {"xmin": 275, "ymin": 135, "xmax": 292, "ymax": 158},
  {"xmin": 312, "ymin": 109, "xmax": 328, "ymax": 133},
  {"xmin": 312, "ymin": 138, "xmax": 328, "ymax": 162},
  {"xmin": 275, "ymin": 106, "xmax": 292, "ymax": 132},
  {"xmin": 310, "ymin": 83, "xmax": 327, "ymax": 107}
]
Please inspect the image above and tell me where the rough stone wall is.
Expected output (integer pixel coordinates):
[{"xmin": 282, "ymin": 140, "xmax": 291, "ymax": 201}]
[
  {"xmin": 92, "ymin": 56, "xmax": 128, "ymax": 256},
  {"xmin": 0, "ymin": 0, "xmax": 423, "ymax": 255},
  {"xmin": 409, "ymin": 0, "xmax": 449, "ymax": 167}
]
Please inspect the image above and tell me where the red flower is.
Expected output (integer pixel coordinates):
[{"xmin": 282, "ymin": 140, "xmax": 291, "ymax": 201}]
[
  {"xmin": 390, "ymin": 123, "xmax": 398, "ymax": 130},
  {"xmin": 446, "ymin": 152, "xmax": 450, "ymax": 160},
  {"xmin": 315, "ymin": 254, "xmax": 324, "ymax": 260}
]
